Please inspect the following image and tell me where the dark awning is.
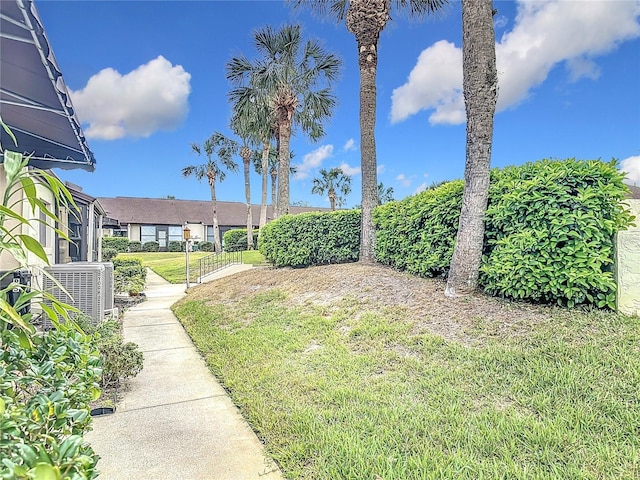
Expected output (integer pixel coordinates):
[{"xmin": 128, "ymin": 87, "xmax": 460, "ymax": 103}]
[{"xmin": 0, "ymin": 0, "xmax": 95, "ymax": 171}]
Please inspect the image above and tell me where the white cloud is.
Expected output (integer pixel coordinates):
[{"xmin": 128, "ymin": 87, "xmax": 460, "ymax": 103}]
[
  {"xmin": 339, "ymin": 162, "xmax": 361, "ymax": 176},
  {"xmin": 395, "ymin": 173, "xmax": 413, "ymax": 187},
  {"xmin": 620, "ymin": 156, "xmax": 640, "ymax": 185},
  {"xmin": 377, "ymin": 164, "xmax": 386, "ymax": 174},
  {"xmin": 391, "ymin": 1, "xmax": 640, "ymax": 125},
  {"xmin": 414, "ymin": 183, "xmax": 428, "ymax": 195},
  {"xmin": 294, "ymin": 144, "xmax": 334, "ymax": 179},
  {"xmin": 343, "ymin": 138, "xmax": 356, "ymax": 151},
  {"xmin": 70, "ymin": 56, "xmax": 191, "ymax": 140}
]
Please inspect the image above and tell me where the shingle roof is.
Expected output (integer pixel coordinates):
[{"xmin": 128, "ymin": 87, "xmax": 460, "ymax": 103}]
[{"xmin": 97, "ymin": 197, "xmax": 331, "ymax": 227}]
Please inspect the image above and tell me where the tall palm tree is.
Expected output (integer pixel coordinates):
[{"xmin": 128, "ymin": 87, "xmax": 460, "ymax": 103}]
[
  {"xmin": 445, "ymin": 0, "xmax": 498, "ymax": 297},
  {"xmin": 230, "ymin": 111, "xmax": 259, "ymax": 250},
  {"xmin": 290, "ymin": 0, "xmax": 447, "ymax": 263},
  {"xmin": 182, "ymin": 132, "xmax": 238, "ymax": 254},
  {"xmin": 227, "ymin": 24, "xmax": 341, "ymax": 218},
  {"xmin": 312, "ymin": 167, "xmax": 352, "ymax": 210}
]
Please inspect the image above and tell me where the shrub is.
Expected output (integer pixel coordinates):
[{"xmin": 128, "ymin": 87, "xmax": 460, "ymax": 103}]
[
  {"xmin": 260, "ymin": 210, "xmax": 360, "ymax": 267},
  {"xmin": 374, "ymin": 180, "xmax": 463, "ymax": 278},
  {"xmin": 74, "ymin": 315, "xmax": 144, "ymax": 390},
  {"xmin": 113, "ymin": 258, "xmax": 146, "ymax": 295},
  {"xmin": 102, "ymin": 236, "xmax": 129, "ymax": 253},
  {"xmin": 480, "ymin": 158, "xmax": 634, "ymax": 308},
  {"xmin": 0, "ymin": 326, "xmax": 101, "ymax": 479},
  {"xmin": 102, "ymin": 247, "xmax": 118, "ymax": 261},
  {"xmin": 128, "ymin": 241, "xmax": 142, "ymax": 252},
  {"xmin": 198, "ymin": 241, "xmax": 214, "ymax": 252},
  {"xmin": 168, "ymin": 240, "xmax": 185, "ymax": 252},
  {"xmin": 142, "ymin": 241, "xmax": 159, "ymax": 252},
  {"xmin": 224, "ymin": 229, "xmax": 259, "ymax": 252}
]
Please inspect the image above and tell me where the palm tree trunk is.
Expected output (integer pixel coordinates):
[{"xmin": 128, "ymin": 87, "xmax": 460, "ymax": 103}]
[
  {"xmin": 208, "ymin": 178, "xmax": 222, "ymax": 254},
  {"xmin": 259, "ymin": 142, "xmax": 269, "ymax": 230},
  {"xmin": 242, "ymin": 149, "xmax": 254, "ymax": 250},
  {"xmin": 445, "ymin": 0, "xmax": 498, "ymax": 297},
  {"xmin": 347, "ymin": 0, "xmax": 388, "ymax": 264},
  {"xmin": 270, "ymin": 168, "xmax": 277, "ymax": 212},
  {"xmin": 276, "ymin": 114, "xmax": 292, "ymax": 218}
]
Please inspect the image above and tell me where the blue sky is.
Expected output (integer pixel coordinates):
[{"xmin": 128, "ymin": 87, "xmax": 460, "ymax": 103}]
[{"xmin": 37, "ymin": 0, "xmax": 640, "ymax": 208}]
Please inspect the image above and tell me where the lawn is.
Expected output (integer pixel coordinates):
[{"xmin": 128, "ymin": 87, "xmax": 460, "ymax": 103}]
[
  {"xmin": 172, "ymin": 263, "xmax": 640, "ymax": 480},
  {"xmin": 117, "ymin": 250, "xmax": 266, "ymax": 283}
]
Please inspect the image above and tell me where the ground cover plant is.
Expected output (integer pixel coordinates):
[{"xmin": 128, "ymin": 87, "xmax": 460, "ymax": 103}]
[
  {"xmin": 117, "ymin": 250, "xmax": 265, "ymax": 284},
  {"xmin": 173, "ymin": 263, "xmax": 640, "ymax": 480}
]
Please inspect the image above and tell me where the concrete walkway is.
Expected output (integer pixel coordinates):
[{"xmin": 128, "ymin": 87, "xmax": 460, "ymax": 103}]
[{"xmin": 85, "ymin": 266, "xmax": 283, "ymax": 480}]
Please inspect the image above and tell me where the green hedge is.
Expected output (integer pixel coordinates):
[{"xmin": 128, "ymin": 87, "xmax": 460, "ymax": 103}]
[
  {"xmin": 374, "ymin": 158, "xmax": 634, "ymax": 309},
  {"xmin": 198, "ymin": 241, "xmax": 214, "ymax": 252},
  {"xmin": 128, "ymin": 241, "xmax": 142, "ymax": 252},
  {"xmin": 480, "ymin": 159, "xmax": 633, "ymax": 308},
  {"xmin": 142, "ymin": 241, "xmax": 159, "ymax": 252},
  {"xmin": 102, "ymin": 247, "xmax": 118, "ymax": 262},
  {"xmin": 374, "ymin": 180, "xmax": 463, "ymax": 278},
  {"xmin": 260, "ymin": 210, "xmax": 360, "ymax": 267},
  {"xmin": 223, "ymin": 229, "xmax": 258, "ymax": 252},
  {"xmin": 102, "ymin": 236, "xmax": 128, "ymax": 253},
  {"xmin": 168, "ymin": 240, "xmax": 184, "ymax": 252},
  {"xmin": 113, "ymin": 257, "xmax": 146, "ymax": 295}
]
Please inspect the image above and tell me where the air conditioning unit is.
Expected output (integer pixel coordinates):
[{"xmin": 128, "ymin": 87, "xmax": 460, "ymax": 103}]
[
  {"xmin": 43, "ymin": 263, "xmax": 105, "ymax": 328},
  {"xmin": 76, "ymin": 261, "xmax": 115, "ymax": 312}
]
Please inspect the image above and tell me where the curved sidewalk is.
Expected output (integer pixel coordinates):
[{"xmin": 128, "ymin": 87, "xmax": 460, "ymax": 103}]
[{"xmin": 85, "ymin": 267, "xmax": 282, "ymax": 479}]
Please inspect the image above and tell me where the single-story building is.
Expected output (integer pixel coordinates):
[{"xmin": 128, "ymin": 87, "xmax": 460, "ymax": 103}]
[{"xmin": 98, "ymin": 196, "xmax": 330, "ymax": 250}]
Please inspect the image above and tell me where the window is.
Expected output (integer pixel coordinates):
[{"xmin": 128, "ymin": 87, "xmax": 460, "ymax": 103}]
[
  {"xmin": 206, "ymin": 226, "xmax": 215, "ymax": 243},
  {"xmin": 141, "ymin": 225, "xmax": 156, "ymax": 244},
  {"xmin": 168, "ymin": 226, "xmax": 182, "ymax": 243}
]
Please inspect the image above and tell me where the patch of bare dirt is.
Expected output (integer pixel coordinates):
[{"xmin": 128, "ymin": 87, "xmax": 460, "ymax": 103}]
[{"xmin": 186, "ymin": 263, "xmax": 560, "ymax": 345}]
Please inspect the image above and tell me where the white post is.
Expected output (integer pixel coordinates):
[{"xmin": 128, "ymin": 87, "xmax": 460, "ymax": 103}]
[{"xmin": 185, "ymin": 240, "xmax": 190, "ymax": 290}]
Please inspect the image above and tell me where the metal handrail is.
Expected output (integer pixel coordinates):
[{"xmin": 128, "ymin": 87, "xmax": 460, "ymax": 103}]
[{"xmin": 197, "ymin": 250, "xmax": 243, "ymax": 282}]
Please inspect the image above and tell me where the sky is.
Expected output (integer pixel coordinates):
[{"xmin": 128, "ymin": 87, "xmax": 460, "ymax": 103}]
[{"xmin": 36, "ymin": 0, "xmax": 640, "ymax": 209}]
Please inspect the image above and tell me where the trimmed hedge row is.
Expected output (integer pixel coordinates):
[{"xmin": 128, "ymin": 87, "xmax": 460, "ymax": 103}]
[
  {"xmin": 102, "ymin": 236, "xmax": 128, "ymax": 253},
  {"xmin": 375, "ymin": 158, "xmax": 634, "ymax": 309},
  {"xmin": 223, "ymin": 229, "xmax": 259, "ymax": 252},
  {"xmin": 260, "ymin": 210, "xmax": 360, "ymax": 267}
]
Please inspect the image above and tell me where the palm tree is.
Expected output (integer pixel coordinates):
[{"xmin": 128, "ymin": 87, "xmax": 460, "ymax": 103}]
[
  {"xmin": 226, "ymin": 24, "xmax": 341, "ymax": 218},
  {"xmin": 377, "ymin": 182, "xmax": 394, "ymax": 204},
  {"xmin": 312, "ymin": 167, "xmax": 352, "ymax": 210},
  {"xmin": 182, "ymin": 132, "xmax": 238, "ymax": 254},
  {"xmin": 290, "ymin": 0, "xmax": 448, "ymax": 263},
  {"xmin": 445, "ymin": 0, "xmax": 498, "ymax": 297},
  {"xmin": 230, "ymin": 112, "xmax": 258, "ymax": 250}
]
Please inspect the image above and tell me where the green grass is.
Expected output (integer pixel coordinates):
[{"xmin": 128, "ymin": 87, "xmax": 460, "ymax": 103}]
[
  {"xmin": 117, "ymin": 250, "xmax": 265, "ymax": 283},
  {"xmin": 173, "ymin": 290, "xmax": 640, "ymax": 479}
]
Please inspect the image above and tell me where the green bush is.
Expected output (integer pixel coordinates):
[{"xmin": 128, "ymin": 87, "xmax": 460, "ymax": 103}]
[
  {"xmin": 75, "ymin": 315, "xmax": 144, "ymax": 390},
  {"xmin": 374, "ymin": 180, "xmax": 463, "ymax": 278},
  {"xmin": 374, "ymin": 158, "xmax": 634, "ymax": 309},
  {"xmin": 198, "ymin": 241, "xmax": 214, "ymax": 252},
  {"xmin": 0, "ymin": 326, "xmax": 101, "ymax": 479},
  {"xmin": 223, "ymin": 229, "xmax": 258, "ymax": 252},
  {"xmin": 128, "ymin": 241, "xmax": 142, "ymax": 252},
  {"xmin": 113, "ymin": 258, "xmax": 146, "ymax": 295},
  {"xmin": 260, "ymin": 210, "xmax": 360, "ymax": 267},
  {"xmin": 102, "ymin": 247, "xmax": 118, "ymax": 262},
  {"xmin": 168, "ymin": 240, "xmax": 185, "ymax": 252},
  {"xmin": 102, "ymin": 236, "xmax": 129, "ymax": 253},
  {"xmin": 142, "ymin": 241, "xmax": 159, "ymax": 252},
  {"xmin": 480, "ymin": 158, "xmax": 634, "ymax": 308}
]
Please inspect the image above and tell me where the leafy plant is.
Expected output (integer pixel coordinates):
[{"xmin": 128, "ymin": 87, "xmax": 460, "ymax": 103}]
[
  {"xmin": 0, "ymin": 140, "xmax": 101, "ymax": 478},
  {"xmin": 260, "ymin": 210, "xmax": 360, "ymax": 267},
  {"xmin": 127, "ymin": 241, "xmax": 142, "ymax": 252},
  {"xmin": 198, "ymin": 241, "xmax": 214, "ymax": 252},
  {"xmin": 113, "ymin": 258, "xmax": 146, "ymax": 295},
  {"xmin": 168, "ymin": 240, "xmax": 184, "ymax": 252},
  {"xmin": 142, "ymin": 241, "xmax": 159, "ymax": 252},
  {"xmin": 101, "ymin": 236, "xmax": 128, "ymax": 253},
  {"xmin": 102, "ymin": 247, "xmax": 118, "ymax": 262},
  {"xmin": 223, "ymin": 229, "xmax": 258, "ymax": 252}
]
